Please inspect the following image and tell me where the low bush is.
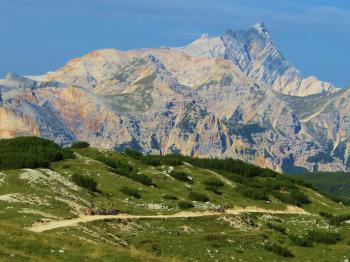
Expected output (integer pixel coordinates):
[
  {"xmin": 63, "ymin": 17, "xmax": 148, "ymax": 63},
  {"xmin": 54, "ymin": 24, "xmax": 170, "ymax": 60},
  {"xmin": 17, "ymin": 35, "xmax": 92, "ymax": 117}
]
[
  {"xmin": 162, "ymin": 194, "xmax": 178, "ymax": 200},
  {"xmin": 178, "ymin": 201, "xmax": 194, "ymax": 209},
  {"xmin": 124, "ymin": 148, "xmax": 143, "ymax": 159},
  {"xmin": 266, "ymin": 222, "xmax": 286, "ymax": 234},
  {"xmin": 141, "ymin": 156, "xmax": 161, "ymax": 166},
  {"xmin": 95, "ymin": 155, "xmax": 117, "ymax": 169},
  {"xmin": 288, "ymin": 234, "xmax": 313, "ymax": 247},
  {"xmin": 236, "ymin": 185, "xmax": 268, "ymax": 200},
  {"xmin": 170, "ymin": 171, "xmax": 193, "ymax": 183},
  {"xmin": 189, "ymin": 191, "xmax": 209, "ymax": 202},
  {"xmin": 120, "ymin": 186, "xmax": 141, "ymax": 199},
  {"xmin": 205, "ymin": 185, "xmax": 222, "ymax": 195},
  {"xmin": 71, "ymin": 173, "xmax": 99, "ymax": 192},
  {"xmin": 161, "ymin": 157, "xmax": 183, "ymax": 166},
  {"xmin": 272, "ymin": 190, "xmax": 311, "ymax": 206},
  {"xmin": 328, "ymin": 214, "xmax": 350, "ymax": 226},
  {"xmin": 129, "ymin": 172, "xmax": 153, "ymax": 186},
  {"xmin": 70, "ymin": 141, "xmax": 90, "ymax": 149},
  {"xmin": 264, "ymin": 243, "xmax": 294, "ymax": 257},
  {"xmin": 110, "ymin": 163, "xmax": 153, "ymax": 186},
  {"xmin": 116, "ymin": 160, "xmax": 133, "ymax": 172},
  {"xmin": 223, "ymin": 172, "xmax": 245, "ymax": 184},
  {"xmin": 307, "ymin": 230, "xmax": 341, "ymax": 244},
  {"xmin": 203, "ymin": 178, "xmax": 224, "ymax": 187},
  {"xmin": 289, "ymin": 190, "xmax": 311, "ymax": 205},
  {"xmin": 319, "ymin": 211, "xmax": 333, "ymax": 220}
]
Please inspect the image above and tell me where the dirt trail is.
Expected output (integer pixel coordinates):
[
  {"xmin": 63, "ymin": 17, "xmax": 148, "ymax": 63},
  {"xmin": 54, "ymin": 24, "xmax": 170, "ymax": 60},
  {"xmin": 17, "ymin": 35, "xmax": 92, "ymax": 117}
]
[{"xmin": 28, "ymin": 206, "xmax": 308, "ymax": 233}]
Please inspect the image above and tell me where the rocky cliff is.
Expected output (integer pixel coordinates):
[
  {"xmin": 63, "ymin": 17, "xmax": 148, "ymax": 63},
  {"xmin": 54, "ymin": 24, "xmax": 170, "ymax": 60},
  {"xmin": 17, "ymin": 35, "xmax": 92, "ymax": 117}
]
[{"xmin": 0, "ymin": 24, "xmax": 348, "ymax": 172}]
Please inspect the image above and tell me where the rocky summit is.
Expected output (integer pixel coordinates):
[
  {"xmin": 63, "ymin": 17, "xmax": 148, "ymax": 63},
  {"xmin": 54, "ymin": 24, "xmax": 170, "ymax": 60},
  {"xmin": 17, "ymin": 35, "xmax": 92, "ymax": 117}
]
[{"xmin": 0, "ymin": 23, "xmax": 348, "ymax": 173}]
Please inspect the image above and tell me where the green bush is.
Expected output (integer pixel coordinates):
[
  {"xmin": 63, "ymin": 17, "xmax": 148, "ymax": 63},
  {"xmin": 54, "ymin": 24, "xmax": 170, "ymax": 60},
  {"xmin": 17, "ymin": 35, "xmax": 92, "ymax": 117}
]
[
  {"xmin": 116, "ymin": 160, "xmax": 133, "ymax": 172},
  {"xmin": 124, "ymin": 148, "xmax": 143, "ymax": 159},
  {"xmin": 0, "ymin": 137, "xmax": 74, "ymax": 169},
  {"xmin": 95, "ymin": 155, "xmax": 117, "ymax": 169},
  {"xmin": 203, "ymin": 178, "xmax": 224, "ymax": 187},
  {"xmin": 307, "ymin": 230, "xmax": 341, "ymax": 244},
  {"xmin": 189, "ymin": 191, "xmax": 209, "ymax": 202},
  {"xmin": 170, "ymin": 171, "xmax": 193, "ymax": 183},
  {"xmin": 71, "ymin": 173, "xmax": 99, "ymax": 192},
  {"xmin": 129, "ymin": 172, "xmax": 153, "ymax": 186},
  {"xmin": 205, "ymin": 185, "xmax": 222, "ymax": 195},
  {"xmin": 236, "ymin": 185, "xmax": 268, "ymax": 200},
  {"xmin": 70, "ymin": 141, "xmax": 90, "ymax": 149},
  {"xmin": 319, "ymin": 211, "xmax": 333, "ymax": 220},
  {"xmin": 289, "ymin": 190, "xmax": 311, "ymax": 205},
  {"xmin": 264, "ymin": 243, "xmax": 294, "ymax": 257},
  {"xmin": 266, "ymin": 222, "xmax": 286, "ymax": 234},
  {"xmin": 162, "ymin": 194, "xmax": 178, "ymax": 200},
  {"xmin": 328, "ymin": 214, "xmax": 350, "ymax": 226},
  {"xmin": 141, "ymin": 156, "xmax": 161, "ymax": 166},
  {"xmin": 110, "ymin": 161, "xmax": 153, "ymax": 186},
  {"xmin": 120, "ymin": 186, "xmax": 141, "ymax": 199},
  {"xmin": 288, "ymin": 234, "xmax": 313, "ymax": 247},
  {"xmin": 161, "ymin": 157, "xmax": 183, "ymax": 166},
  {"xmin": 178, "ymin": 201, "xmax": 194, "ymax": 209},
  {"xmin": 272, "ymin": 190, "xmax": 311, "ymax": 206}
]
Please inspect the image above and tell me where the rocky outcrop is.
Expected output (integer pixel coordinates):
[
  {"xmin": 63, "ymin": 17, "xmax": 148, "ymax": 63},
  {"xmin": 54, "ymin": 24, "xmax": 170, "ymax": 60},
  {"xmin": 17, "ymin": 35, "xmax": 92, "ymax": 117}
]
[{"xmin": 0, "ymin": 24, "xmax": 348, "ymax": 172}]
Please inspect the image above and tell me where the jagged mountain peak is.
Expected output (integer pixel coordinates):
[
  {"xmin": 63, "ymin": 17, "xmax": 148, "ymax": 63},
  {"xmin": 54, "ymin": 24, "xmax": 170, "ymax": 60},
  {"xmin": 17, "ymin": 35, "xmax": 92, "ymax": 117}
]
[
  {"xmin": 224, "ymin": 22, "xmax": 271, "ymax": 41},
  {"xmin": 5, "ymin": 72, "xmax": 22, "ymax": 81}
]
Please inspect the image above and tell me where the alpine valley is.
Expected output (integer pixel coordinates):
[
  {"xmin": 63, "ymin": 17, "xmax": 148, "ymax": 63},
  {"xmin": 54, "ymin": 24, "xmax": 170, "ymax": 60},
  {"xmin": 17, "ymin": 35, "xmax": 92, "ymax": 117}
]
[{"xmin": 1, "ymin": 23, "xmax": 349, "ymax": 173}]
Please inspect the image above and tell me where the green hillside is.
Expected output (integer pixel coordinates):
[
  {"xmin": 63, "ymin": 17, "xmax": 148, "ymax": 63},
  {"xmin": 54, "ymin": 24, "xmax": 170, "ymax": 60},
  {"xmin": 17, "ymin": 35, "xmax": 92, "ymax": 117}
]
[
  {"xmin": 290, "ymin": 172, "xmax": 350, "ymax": 202},
  {"xmin": 0, "ymin": 138, "xmax": 350, "ymax": 261}
]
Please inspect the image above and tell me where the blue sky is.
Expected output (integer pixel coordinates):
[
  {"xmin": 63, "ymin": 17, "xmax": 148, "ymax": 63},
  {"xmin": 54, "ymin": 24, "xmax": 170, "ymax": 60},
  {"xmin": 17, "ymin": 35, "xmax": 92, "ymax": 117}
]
[{"xmin": 0, "ymin": 0, "xmax": 349, "ymax": 87}]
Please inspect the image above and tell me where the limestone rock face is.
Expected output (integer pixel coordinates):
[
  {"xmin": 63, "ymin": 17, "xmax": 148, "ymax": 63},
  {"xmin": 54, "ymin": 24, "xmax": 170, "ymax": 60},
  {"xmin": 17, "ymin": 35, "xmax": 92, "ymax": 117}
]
[{"xmin": 0, "ymin": 24, "xmax": 348, "ymax": 172}]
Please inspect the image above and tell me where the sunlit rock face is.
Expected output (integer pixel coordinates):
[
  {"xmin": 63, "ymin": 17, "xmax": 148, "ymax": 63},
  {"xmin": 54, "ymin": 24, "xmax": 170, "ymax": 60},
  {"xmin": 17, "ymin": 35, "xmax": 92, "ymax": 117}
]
[{"xmin": 0, "ymin": 24, "xmax": 348, "ymax": 172}]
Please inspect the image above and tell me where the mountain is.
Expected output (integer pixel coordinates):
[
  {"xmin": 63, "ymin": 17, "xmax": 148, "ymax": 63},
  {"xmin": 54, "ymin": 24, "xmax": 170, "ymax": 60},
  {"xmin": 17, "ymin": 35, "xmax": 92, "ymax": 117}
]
[
  {"xmin": 1, "ymin": 137, "xmax": 350, "ymax": 261},
  {"xmin": 0, "ymin": 23, "xmax": 348, "ymax": 173},
  {"xmin": 180, "ymin": 23, "xmax": 338, "ymax": 96}
]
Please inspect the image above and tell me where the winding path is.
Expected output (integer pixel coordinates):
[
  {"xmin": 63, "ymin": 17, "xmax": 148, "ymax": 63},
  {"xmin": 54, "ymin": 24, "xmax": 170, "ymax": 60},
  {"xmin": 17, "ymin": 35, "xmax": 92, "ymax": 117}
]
[{"xmin": 28, "ymin": 206, "xmax": 308, "ymax": 233}]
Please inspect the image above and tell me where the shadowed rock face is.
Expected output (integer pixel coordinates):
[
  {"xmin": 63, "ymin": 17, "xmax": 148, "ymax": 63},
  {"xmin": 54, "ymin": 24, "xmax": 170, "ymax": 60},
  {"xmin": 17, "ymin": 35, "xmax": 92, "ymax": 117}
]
[{"xmin": 0, "ymin": 24, "xmax": 348, "ymax": 172}]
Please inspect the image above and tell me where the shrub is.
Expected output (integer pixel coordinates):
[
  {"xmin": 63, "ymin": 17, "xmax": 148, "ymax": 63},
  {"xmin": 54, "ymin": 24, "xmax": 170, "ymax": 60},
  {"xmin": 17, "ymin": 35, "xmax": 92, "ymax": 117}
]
[
  {"xmin": 189, "ymin": 191, "xmax": 209, "ymax": 202},
  {"xmin": 120, "ymin": 186, "xmax": 141, "ymax": 199},
  {"xmin": 71, "ymin": 173, "xmax": 99, "ymax": 192},
  {"xmin": 162, "ymin": 194, "xmax": 178, "ymax": 200},
  {"xmin": 162, "ymin": 157, "xmax": 183, "ymax": 166},
  {"xmin": 319, "ymin": 211, "xmax": 333, "ymax": 220},
  {"xmin": 95, "ymin": 155, "xmax": 117, "ymax": 169},
  {"xmin": 170, "ymin": 171, "xmax": 193, "ymax": 183},
  {"xmin": 141, "ymin": 156, "xmax": 161, "ymax": 166},
  {"xmin": 0, "ymin": 137, "xmax": 74, "ymax": 169},
  {"xmin": 289, "ymin": 234, "xmax": 313, "ymax": 247},
  {"xmin": 264, "ymin": 243, "xmax": 294, "ymax": 257},
  {"xmin": 110, "ymin": 163, "xmax": 153, "ymax": 186},
  {"xmin": 116, "ymin": 160, "xmax": 133, "ymax": 172},
  {"xmin": 205, "ymin": 185, "xmax": 222, "ymax": 195},
  {"xmin": 70, "ymin": 141, "xmax": 90, "ymax": 149},
  {"xmin": 236, "ymin": 185, "xmax": 268, "ymax": 200},
  {"xmin": 266, "ymin": 222, "xmax": 286, "ymax": 234},
  {"xmin": 203, "ymin": 178, "xmax": 224, "ymax": 187},
  {"xmin": 307, "ymin": 230, "xmax": 341, "ymax": 244},
  {"xmin": 124, "ymin": 148, "xmax": 143, "ymax": 159},
  {"xmin": 272, "ymin": 190, "xmax": 311, "ymax": 206},
  {"xmin": 178, "ymin": 201, "xmax": 194, "ymax": 209},
  {"xmin": 289, "ymin": 190, "xmax": 311, "ymax": 205},
  {"xmin": 129, "ymin": 173, "xmax": 153, "ymax": 186},
  {"xmin": 328, "ymin": 214, "xmax": 350, "ymax": 226}
]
